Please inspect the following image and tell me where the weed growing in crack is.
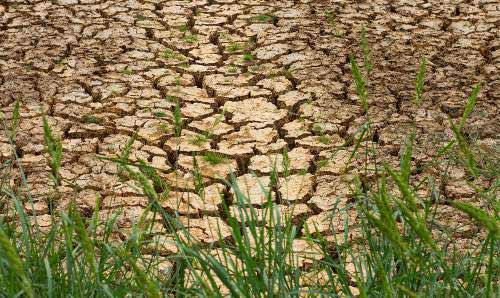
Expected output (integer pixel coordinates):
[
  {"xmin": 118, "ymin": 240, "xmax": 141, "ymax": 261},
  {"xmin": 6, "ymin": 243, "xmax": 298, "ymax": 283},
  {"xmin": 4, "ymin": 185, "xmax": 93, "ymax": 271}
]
[
  {"xmin": 165, "ymin": 95, "xmax": 177, "ymax": 103},
  {"xmin": 242, "ymin": 53, "xmax": 254, "ymax": 62},
  {"xmin": 162, "ymin": 49, "xmax": 174, "ymax": 59},
  {"xmin": 189, "ymin": 134, "xmax": 209, "ymax": 147},
  {"xmin": 282, "ymin": 148, "xmax": 290, "ymax": 179},
  {"xmin": 23, "ymin": 63, "xmax": 33, "ymax": 70},
  {"xmin": 153, "ymin": 111, "xmax": 167, "ymax": 118},
  {"xmin": 83, "ymin": 114, "xmax": 99, "ymax": 124},
  {"xmin": 283, "ymin": 68, "xmax": 293, "ymax": 80},
  {"xmin": 183, "ymin": 33, "xmax": 198, "ymax": 44},
  {"xmin": 251, "ymin": 14, "xmax": 277, "ymax": 23},
  {"xmin": 318, "ymin": 135, "xmax": 331, "ymax": 145},
  {"xmin": 172, "ymin": 101, "xmax": 183, "ymax": 138},
  {"xmin": 202, "ymin": 152, "xmax": 228, "ymax": 165},
  {"xmin": 42, "ymin": 116, "xmax": 63, "ymax": 212},
  {"xmin": 227, "ymin": 64, "xmax": 238, "ymax": 73},
  {"xmin": 158, "ymin": 122, "xmax": 169, "ymax": 134},
  {"xmin": 162, "ymin": 49, "xmax": 187, "ymax": 62},
  {"xmin": 249, "ymin": 64, "xmax": 260, "ymax": 72},
  {"xmin": 312, "ymin": 122, "xmax": 324, "ymax": 135},
  {"xmin": 178, "ymin": 24, "xmax": 189, "ymax": 33},
  {"xmin": 120, "ymin": 67, "xmax": 134, "ymax": 75},
  {"xmin": 459, "ymin": 83, "xmax": 481, "ymax": 130},
  {"xmin": 226, "ymin": 43, "xmax": 243, "ymax": 53}
]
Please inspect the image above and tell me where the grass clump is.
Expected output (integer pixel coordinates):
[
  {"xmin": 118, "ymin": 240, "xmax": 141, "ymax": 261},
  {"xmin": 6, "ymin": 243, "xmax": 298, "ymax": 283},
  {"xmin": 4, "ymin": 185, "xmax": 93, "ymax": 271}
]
[
  {"xmin": 189, "ymin": 134, "xmax": 209, "ymax": 147},
  {"xmin": 183, "ymin": 33, "xmax": 198, "ymax": 44},
  {"xmin": 318, "ymin": 135, "xmax": 331, "ymax": 145},
  {"xmin": 202, "ymin": 152, "xmax": 227, "ymax": 165},
  {"xmin": 83, "ymin": 114, "xmax": 99, "ymax": 124},
  {"xmin": 120, "ymin": 67, "xmax": 134, "ymax": 75},
  {"xmin": 226, "ymin": 43, "xmax": 244, "ymax": 53},
  {"xmin": 242, "ymin": 53, "xmax": 255, "ymax": 62},
  {"xmin": 250, "ymin": 14, "xmax": 276, "ymax": 23},
  {"xmin": 227, "ymin": 64, "xmax": 238, "ymax": 74}
]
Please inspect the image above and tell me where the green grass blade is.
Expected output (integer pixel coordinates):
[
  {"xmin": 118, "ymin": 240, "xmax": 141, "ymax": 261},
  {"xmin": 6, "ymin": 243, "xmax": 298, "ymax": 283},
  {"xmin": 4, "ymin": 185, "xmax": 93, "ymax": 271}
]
[
  {"xmin": 10, "ymin": 100, "xmax": 20, "ymax": 141},
  {"xmin": 459, "ymin": 83, "xmax": 481, "ymax": 129},
  {"xmin": 449, "ymin": 119, "xmax": 479, "ymax": 178},
  {"xmin": 415, "ymin": 57, "xmax": 426, "ymax": 107},
  {"xmin": 449, "ymin": 201, "xmax": 499, "ymax": 240},
  {"xmin": 384, "ymin": 164, "xmax": 418, "ymax": 211},
  {"xmin": 360, "ymin": 27, "xmax": 372, "ymax": 75},
  {"xmin": 44, "ymin": 257, "xmax": 54, "ymax": 298},
  {"xmin": 400, "ymin": 132, "xmax": 415, "ymax": 185},
  {"xmin": 173, "ymin": 100, "xmax": 183, "ymax": 137},
  {"xmin": 116, "ymin": 248, "xmax": 161, "ymax": 298},
  {"xmin": 350, "ymin": 55, "xmax": 369, "ymax": 114},
  {"xmin": 0, "ymin": 225, "xmax": 33, "ymax": 298}
]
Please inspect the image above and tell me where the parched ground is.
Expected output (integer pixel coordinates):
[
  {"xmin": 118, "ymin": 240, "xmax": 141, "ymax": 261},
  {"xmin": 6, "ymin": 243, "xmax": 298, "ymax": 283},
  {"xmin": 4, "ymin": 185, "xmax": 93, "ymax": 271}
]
[{"xmin": 0, "ymin": 0, "xmax": 498, "ymax": 258}]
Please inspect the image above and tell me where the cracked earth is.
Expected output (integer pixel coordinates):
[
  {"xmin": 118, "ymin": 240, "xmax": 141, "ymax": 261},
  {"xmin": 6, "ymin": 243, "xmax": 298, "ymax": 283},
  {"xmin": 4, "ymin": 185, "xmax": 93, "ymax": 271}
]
[{"xmin": 0, "ymin": 0, "xmax": 499, "ymax": 277}]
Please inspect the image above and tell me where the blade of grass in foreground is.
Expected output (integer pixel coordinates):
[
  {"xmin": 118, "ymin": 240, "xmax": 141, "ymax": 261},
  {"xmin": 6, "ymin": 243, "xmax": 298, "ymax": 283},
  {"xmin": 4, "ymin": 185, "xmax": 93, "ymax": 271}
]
[
  {"xmin": 360, "ymin": 26, "xmax": 372, "ymax": 75},
  {"xmin": 449, "ymin": 119, "xmax": 479, "ymax": 179},
  {"xmin": 350, "ymin": 55, "xmax": 369, "ymax": 114},
  {"xmin": 0, "ymin": 225, "xmax": 34, "ymax": 298},
  {"xmin": 116, "ymin": 248, "xmax": 161, "ymax": 298},
  {"xmin": 459, "ymin": 83, "xmax": 481, "ymax": 130},
  {"xmin": 449, "ymin": 201, "xmax": 498, "ymax": 240}
]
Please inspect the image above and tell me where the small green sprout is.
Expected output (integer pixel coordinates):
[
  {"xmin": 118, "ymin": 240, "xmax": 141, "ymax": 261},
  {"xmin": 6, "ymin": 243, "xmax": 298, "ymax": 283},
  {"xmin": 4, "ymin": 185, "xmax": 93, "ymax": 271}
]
[
  {"xmin": 226, "ymin": 43, "xmax": 243, "ymax": 53},
  {"xmin": 243, "ymin": 53, "xmax": 254, "ymax": 62},
  {"xmin": 183, "ymin": 33, "xmax": 198, "ymax": 44},
  {"xmin": 153, "ymin": 111, "xmax": 167, "ymax": 118},
  {"xmin": 178, "ymin": 24, "xmax": 189, "ymax": 32},
  {"xmin": 203, "ymin": 152, "xmax": 227, "ymax": 165},
  {"xmin": 189, "ymin": 134, "xmax": 210, "ymax": 147},
  {"xmin": 83, "ymin": 115, "xmax": 99, "ymax": 124},
  {"xmin": 120, "ymin": 67, "xmax": 133, "ymax": 75},
  {"xmin": 318, "ymin": 135, "xmax": 331, "ymax": 145}
]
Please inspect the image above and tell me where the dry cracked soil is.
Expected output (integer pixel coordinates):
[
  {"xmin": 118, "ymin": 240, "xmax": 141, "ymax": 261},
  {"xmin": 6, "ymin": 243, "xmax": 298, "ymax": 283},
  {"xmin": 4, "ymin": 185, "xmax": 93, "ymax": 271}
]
[{"xmin": 0, "ymin": 0, "xmax": 499, "ymax": 280}]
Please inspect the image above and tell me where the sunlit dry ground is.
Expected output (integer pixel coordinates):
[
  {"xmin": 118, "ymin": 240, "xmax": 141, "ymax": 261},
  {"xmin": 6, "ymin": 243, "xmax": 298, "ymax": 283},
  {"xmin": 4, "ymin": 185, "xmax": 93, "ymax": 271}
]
[{"xmin": 0, "ymin": 0, "xmax": 498, "ymax": 262}]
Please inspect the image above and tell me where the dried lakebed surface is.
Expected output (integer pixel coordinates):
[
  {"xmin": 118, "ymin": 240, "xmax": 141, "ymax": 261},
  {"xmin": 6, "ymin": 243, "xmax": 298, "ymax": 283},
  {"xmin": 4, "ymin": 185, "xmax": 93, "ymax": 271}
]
[{"xmin": 0, "ymin": 0, "xmax": 498, "ymax": 275}]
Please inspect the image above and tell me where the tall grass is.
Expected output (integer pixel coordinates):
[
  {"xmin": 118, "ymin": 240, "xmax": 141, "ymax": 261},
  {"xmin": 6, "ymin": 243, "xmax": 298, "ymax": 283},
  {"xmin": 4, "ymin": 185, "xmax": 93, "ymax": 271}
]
[{"xmin": 0, "ymin": 37, "xmax": 498, "ymax": 298}]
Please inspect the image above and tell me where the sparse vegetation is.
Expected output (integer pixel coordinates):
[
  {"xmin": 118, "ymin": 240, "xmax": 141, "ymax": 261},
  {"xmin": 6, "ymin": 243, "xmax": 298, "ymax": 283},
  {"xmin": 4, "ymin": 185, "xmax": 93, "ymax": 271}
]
[
  {"xmin": 153, "ymin": 111, "xmax": 167, "ymax": 118},
  {"xmin": 0, "ymin": 4, "xmax": 497, "ymax": 298},
  {"xmin": 242, "ymin": 53, "xmax": 254, "ymax": 62},
  {"xmin": 226, "ymin": 43, "xmax": 244, "ymax": 53},
  {"xmin": 83, "ymin": 114, "xmax": 98, "ymax": 124},
  {"xmin": 183, "ymin": 33, "xmax": 198, "ymax": 44},
  {"xmin": 120, "ymin": 67, "xmax": 133, "ymax": 75},
  {"xmin": 178, "ymin": 24, "xmax": 189, "ymax": 33},
  {"xmin": 189, "ymin": 133, "xmax": 209, "ymax": 147},
  {"xmin": 318, "ymin": 135, "xmax": 331, "ymax": 144},
  {"xmin": 202, "ymin": 152, "xmax": 227, "ymax": 165},
  {"xmin": 251, "ymin": 14, "xmax": 277, "ymax": 23},
  {"xmin": 172, "ymin": 101, "xmax": 183, "ymax": 138},
  {"xmin": 227, "ymin": 64, "xmax": 238, "ymax": 73}
]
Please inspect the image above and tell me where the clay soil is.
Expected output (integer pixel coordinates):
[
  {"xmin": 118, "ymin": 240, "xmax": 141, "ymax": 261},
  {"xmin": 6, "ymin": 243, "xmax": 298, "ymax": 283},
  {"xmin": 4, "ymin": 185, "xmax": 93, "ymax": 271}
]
[{"xmin": 0, "ymin": 0, "xmax": 498, "ymax": 260}]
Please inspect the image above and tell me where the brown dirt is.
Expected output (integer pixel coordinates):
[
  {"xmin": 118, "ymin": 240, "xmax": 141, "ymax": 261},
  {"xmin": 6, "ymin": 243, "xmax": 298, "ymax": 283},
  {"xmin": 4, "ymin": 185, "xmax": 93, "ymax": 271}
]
[{"xmin": 0, "ymin": 0, "xmax": 498, "ymax": 258}]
